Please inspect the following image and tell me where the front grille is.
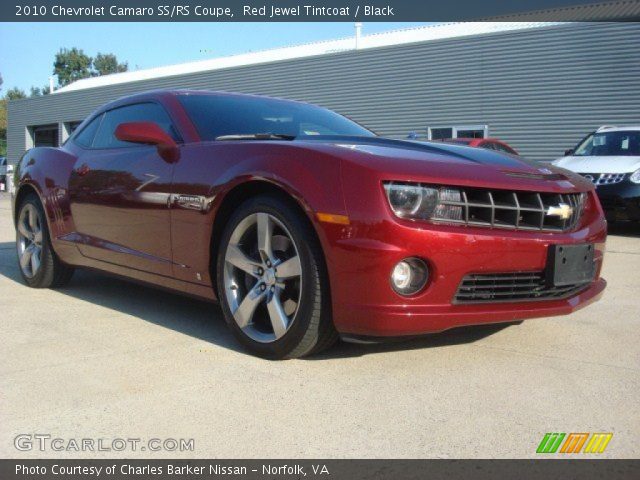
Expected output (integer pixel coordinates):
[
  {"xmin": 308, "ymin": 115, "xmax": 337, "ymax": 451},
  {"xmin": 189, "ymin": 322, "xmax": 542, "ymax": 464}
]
[
  {"xmin": 580, "ymin": 173, "xmax": 626, "ymax": 186},
  {"xmin": 432, "ymin": 188, "xmax": 586, "ymax": 232},
  {"xmin": 455, "ymin": 272, "xmax": 589, "ymax": 304}
]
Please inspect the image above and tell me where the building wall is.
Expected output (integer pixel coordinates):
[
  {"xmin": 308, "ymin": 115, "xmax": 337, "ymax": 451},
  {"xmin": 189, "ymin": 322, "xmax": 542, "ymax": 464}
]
[{"xmin": 7, "ymin": 22, "xmax": 640, "ymax": 163}]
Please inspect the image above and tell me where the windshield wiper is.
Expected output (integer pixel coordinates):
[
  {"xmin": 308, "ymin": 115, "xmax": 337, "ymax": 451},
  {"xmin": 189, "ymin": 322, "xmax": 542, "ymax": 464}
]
[{"xmin": 215, "ymin": 133, "xmax": 296, "ymax": 141}]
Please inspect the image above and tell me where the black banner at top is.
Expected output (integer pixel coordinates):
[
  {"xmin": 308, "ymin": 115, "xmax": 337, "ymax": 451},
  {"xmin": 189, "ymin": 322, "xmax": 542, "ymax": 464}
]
[{"xmin": 3, "ymin": 0, "xmax": 640, "ymax": 22}]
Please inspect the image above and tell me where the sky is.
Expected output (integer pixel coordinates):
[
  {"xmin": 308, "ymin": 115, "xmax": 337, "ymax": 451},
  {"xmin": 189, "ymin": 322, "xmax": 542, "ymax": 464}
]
[{"xmin": 0, "ymin": 22, "xmax": 429, "ymax": 93}]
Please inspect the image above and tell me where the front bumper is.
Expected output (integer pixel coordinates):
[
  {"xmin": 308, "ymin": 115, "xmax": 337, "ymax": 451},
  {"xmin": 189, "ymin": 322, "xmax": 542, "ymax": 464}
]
[
  {"xmin": 335, "ymin": 278, "xmax": 605, "ymax": 336},
  {"xmin": 322, "ymin": 196, "xmax": 607, "ymax": 337}
]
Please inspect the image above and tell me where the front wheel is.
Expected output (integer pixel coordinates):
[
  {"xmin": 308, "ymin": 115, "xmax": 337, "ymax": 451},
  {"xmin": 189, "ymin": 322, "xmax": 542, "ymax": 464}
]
[
  {"xmin": 16, "ymin": 193, "xmax": 74, "ymax": 288},
  {"xmin": 216, "ymin": 195, "xmax": 336, "ymax": 359}
]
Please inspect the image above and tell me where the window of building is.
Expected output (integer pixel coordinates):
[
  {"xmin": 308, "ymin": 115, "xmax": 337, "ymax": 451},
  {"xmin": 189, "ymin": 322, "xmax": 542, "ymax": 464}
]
[
  {"xmin": 457, "ymin": 129, "xmax": 485, "ymax": 139},
  {"xmin": 428, "ymin": 125, "xmax": 488, "ymax": 141},
  {"xmin": 32, "ymin": 125, "xmax": 59, "ymax": 147},
  {"xmin": 92, "ymin": 103, "xmax": 179, "ymax": 149},
  {"xmin": 429, "ymin": 128, "xmax": 453, "ymax": 140},
  {"xmin": 68, "ymin": 121, "xmax": 83, "ymax": 134}
]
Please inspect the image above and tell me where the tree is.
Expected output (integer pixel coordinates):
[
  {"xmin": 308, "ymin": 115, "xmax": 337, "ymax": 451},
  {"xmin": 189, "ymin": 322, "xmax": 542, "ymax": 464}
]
[
  {"xmin": 29, "ymin": 85, "xmax": 50, "ymax": 97},
  {"xmin": 0, "ymin": 98, "xmax": 6, "ymax": 157},
  {"xmin": 6, "ymin": 87, "xmax": 27, "ymax": 100},
  {"xmin": 0, "ymin": 74, "xmax": 4, "ymax": 155},
  {"xmin": 52, "ymin": 49, "xmax": 128, "ymax": 88},
  {"xmin": 1, "ymin": 88, "xmax": 27, "ymax": 156},
  {"xmin": 93, "ymin": 53, "xmax": 128, "ymax": 76},
  {"xmin": 54, "ymin": 47, "xmax": 92, "ymax": 87}
]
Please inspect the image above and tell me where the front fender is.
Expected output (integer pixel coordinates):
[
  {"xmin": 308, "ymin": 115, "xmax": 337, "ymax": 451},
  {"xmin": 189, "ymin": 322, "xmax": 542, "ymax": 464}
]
[
  {"xmin": 169, "ymin": 142, "xmax": 347, "ymax": 289},
  {"xmin": 215, "ymin": 146, "xmax": 346, "ymax": 217}
]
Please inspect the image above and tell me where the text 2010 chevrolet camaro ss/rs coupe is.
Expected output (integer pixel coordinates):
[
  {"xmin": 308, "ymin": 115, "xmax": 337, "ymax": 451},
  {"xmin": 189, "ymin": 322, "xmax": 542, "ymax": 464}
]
[{"xmin": 12, "ymin": 90, "xmax": 607, "ymax": 358}]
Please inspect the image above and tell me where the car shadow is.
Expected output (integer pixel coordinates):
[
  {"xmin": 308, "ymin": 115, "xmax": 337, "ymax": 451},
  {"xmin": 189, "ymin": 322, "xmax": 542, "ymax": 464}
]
[
  {"xmin": 0, "ymin": 241, "xmax": 511, "ymax": 360},
  {"xmin": 607, "ymin": 221, "xmax": 640, "ymax": 238},
  {"xmin": 308, "ymin": 323, "xmax": 513, "ymax": 360},
  {"xmin": 0, "ymin": 241, "xmax": 244, "ymax": 355}
]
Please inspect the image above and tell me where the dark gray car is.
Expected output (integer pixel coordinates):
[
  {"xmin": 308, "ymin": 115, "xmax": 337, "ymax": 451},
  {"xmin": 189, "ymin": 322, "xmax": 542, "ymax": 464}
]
[{"xmin": 0, "ymin": 157, "xmax": 7, "ymax": 188}]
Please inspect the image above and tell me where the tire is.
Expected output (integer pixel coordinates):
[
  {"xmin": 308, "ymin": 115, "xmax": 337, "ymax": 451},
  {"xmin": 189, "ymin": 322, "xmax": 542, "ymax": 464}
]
[
  {"xmin": 216, "ymin": 195, "xmax": 336, "ymax": 359},
  {"xmin": 15, "ymin": 193, "xmax": 74, "ymax": 288}
]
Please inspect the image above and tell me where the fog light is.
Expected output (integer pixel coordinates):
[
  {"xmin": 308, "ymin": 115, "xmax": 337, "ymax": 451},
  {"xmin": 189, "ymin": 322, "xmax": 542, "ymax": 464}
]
[{"xmin": 390, "ymin": 258, "xmax": 429, "ymax": 296}]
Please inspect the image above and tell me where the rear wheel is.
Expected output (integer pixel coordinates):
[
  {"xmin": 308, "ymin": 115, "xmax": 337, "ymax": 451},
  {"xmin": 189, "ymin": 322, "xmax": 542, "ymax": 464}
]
[
  {"xmin": 16, "ymin": 193, "xmax": 74, "ymax": 288},
  {"xmin": 216, "ymin": 195, "xmax": 336, "ymax": 359}
]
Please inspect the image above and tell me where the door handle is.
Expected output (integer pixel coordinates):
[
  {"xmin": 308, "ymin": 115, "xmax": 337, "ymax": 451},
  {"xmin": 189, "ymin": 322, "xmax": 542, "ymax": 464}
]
[{"xmin": 76, "ymin": 164, "xmax": 90, "ymax": 176}]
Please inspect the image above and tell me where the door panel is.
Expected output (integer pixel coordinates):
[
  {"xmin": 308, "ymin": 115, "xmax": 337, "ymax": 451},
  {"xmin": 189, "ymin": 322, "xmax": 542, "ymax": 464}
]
[
  {"xmin": 67, "ymin": 101, "xmax": 181, "ymax": 276},
  {"xmin": 68, "ymin": 146, "xmax": 175, "ymax": 275}
]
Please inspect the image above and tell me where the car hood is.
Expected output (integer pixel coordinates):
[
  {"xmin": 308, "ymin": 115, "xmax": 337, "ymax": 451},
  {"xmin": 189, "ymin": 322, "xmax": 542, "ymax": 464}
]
[
  {"xmin": 552, "ymin": 155, "xmax": 640, "ymax": 174},
  {"xmin": 296, "ymin": 136, "xmax": 591, "ymax": 192}
]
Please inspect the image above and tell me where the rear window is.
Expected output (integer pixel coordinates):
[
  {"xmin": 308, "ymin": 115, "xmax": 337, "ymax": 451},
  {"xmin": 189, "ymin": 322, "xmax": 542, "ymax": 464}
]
[{"xmin": 73, "ymin": 114, "xmax": 102, "ymax": 148}]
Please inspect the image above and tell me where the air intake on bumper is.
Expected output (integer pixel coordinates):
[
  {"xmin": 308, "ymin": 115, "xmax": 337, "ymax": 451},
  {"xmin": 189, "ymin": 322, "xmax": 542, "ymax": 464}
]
[{"xmin": 454, "ymin": 271, "xmax": 589, "ymax": 303}]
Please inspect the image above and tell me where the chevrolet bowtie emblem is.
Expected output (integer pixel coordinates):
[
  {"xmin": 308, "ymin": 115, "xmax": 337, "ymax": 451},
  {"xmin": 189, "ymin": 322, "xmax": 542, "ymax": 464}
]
[{"xmin": 546, "ymin": 203, "xmax": 573, "ymax": 220}]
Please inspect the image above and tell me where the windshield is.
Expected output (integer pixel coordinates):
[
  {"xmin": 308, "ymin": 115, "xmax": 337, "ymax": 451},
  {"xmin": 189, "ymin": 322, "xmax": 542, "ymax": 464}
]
[
  {"xmin": 178, "ymin": 94, "xmax": 375, "ymax": 141},
  {"xmin": 574, "ymin": 131, "xmax": 640, "ymax": 156}
]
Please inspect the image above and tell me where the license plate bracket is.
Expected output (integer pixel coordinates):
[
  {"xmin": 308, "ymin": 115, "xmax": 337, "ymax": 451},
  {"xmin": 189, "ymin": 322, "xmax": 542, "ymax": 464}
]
[{"xmin": 546, "ymin": 244, "xmax": 595, "ymax": 287}]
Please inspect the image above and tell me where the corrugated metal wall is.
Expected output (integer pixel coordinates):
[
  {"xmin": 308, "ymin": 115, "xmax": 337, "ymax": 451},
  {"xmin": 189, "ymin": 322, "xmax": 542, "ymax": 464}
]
[{"xmin": 7, "ymin": 22, "xmax": 640, "ymax": 163}]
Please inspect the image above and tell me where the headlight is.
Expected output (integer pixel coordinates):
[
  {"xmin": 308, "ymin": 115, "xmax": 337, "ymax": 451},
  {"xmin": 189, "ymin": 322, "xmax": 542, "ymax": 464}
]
[
  {"xmin": 630, "ymin": 168, "xmax": 640, "ymax": 184},
  {"xmin": 383, "ymin": 182, "xmax": 463, "ymax": 222},
  {"xmin": 383, "ymin": 183, "xmax": 438, "ymax": 218}
]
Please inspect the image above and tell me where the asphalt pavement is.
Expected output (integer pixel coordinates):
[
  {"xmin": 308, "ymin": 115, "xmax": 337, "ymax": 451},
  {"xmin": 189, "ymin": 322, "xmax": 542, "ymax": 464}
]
[{"xmin": 0, "ymin": 192, "xmax": 638, "ymax": 458}]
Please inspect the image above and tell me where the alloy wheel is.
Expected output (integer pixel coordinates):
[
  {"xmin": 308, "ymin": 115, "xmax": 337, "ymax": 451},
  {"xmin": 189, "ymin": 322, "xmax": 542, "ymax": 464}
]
[
  {"xmin": 17, "ymin": 204, "xmax": 44, "ymax": 278},
  {"xmin": 223, "ymin": 212, "xmax": 302, "ymax": 343}
]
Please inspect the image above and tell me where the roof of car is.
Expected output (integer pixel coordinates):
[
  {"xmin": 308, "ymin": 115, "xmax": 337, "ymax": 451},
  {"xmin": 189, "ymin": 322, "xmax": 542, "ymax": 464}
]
[
  {"xmin": 596, "ymin": 126, "xmax": 640, "ymax": 133},
  {"xmin": 100, "ymin": 89, "xmax": 309, "ymax": 114}
]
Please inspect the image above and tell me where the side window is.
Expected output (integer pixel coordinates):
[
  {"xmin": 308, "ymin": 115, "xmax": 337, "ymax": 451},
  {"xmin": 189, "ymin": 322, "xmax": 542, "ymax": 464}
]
[
  {"xmin": 92, "ymin": 103, "xmax": 179, "ymax": 149},
  {"xmin": 299, "ymin": 122, "xmax": 340, "ymax": 136},
  {"xmin": 494, "ymin": 143, "xmax": 515, "ymax": 154},
  {"xmin": 73, "ymin": 114, "xmax": 103, "ymax": 148},
  {"xmin": 480, "ymin": 142, "xmax": 496, "ymax": 151}
]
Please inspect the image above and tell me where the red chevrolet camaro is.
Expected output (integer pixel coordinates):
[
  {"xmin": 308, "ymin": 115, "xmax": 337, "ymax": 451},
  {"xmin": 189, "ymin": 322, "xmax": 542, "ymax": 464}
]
[{"xmin": 12, "ymin": 90, "xmax": 607, "ymax": 358}]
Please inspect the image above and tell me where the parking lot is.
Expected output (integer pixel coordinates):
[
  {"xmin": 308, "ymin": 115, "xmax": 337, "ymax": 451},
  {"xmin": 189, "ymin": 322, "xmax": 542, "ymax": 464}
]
[{"xmin": 0, "ymin": 191, "xmax": 638, "ymax": 459}]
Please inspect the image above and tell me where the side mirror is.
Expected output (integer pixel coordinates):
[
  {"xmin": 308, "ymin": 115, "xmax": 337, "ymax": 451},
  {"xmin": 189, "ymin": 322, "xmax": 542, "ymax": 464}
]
[
  {"xmin": 564, "ymin": 149, "xmax": 574, "ymax": 156},
  {"xmin": 114, "ymin": 122, "xmax": 179, "ymax": 162}
]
